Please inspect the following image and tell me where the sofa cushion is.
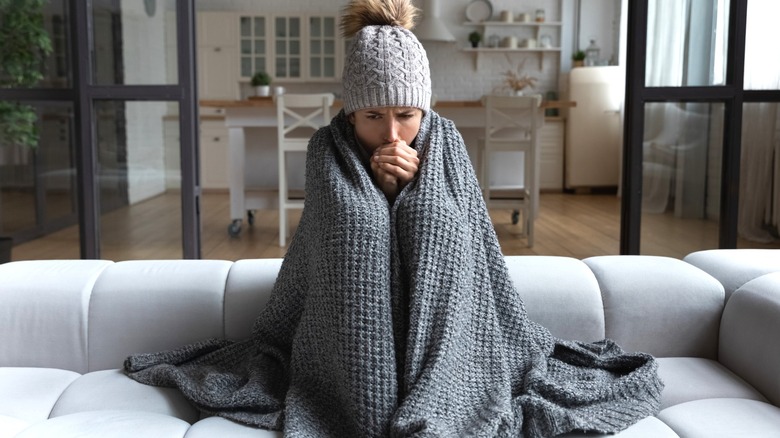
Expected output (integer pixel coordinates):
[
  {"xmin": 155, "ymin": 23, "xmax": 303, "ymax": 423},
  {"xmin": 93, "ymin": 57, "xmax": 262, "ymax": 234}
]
[
  {"xmin": 224, "ymin": 259, "xmax": 284, "ymax": 340},
  {"xmin": 583, "ymin": 255, "xmax": 724, "ymax": 358},
  {"xmin": 87, "ymin": 260, "xmax": 233, "ymax": 371},
  {"xmin": 0, "ymin": 367, "xmax": 80, "ymax": 423},
  {"xmin": 656, "ymin": 357, "xmax": 767, "ymax": 409},
  {"xmin": 658, "ymin": 398, "xmax": 780, "ymax": 437},
  {"xmin": 555, "ymin": 416, "xmax": 679, "ymax": 437},
  {"xmin": 185, "ymin": 416, "xmax": 282, "ymax": 437},
  {"xmin": 50, "ymin": 369, "xmax": 199, "ymax": 423},
  {"xmin": 0, "ymin": 415, "xmax": 29, "ymax": 438},
  {"xmin": 719, "ymin": 272, "xmax": 780, "ymax": 406},
  {"xmin": 0, "ymin": 260, "xmax": 113, "ymax": 372},
  {"xmin": 14, "ymin": 410, "xmax": 190, "ymax": 438},
  {"xmin": 504, "ymin": 256, "xmax": 605, "ymax": 342},
  {"xmin": 684, "ymin": 249, "xmax": 780, "ymax": 300}
]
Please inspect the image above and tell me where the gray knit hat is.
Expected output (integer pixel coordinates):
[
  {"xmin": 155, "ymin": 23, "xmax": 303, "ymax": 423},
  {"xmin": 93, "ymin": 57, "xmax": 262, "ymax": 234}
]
[{"xmin": 340, "ymin": 0, "xmax": 432, "ymax": 114}]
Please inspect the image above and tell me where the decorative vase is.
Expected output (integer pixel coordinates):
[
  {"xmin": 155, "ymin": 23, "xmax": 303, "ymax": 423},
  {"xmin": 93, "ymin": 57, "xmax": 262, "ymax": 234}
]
[
  {"xmin": 255, "ymin": 85, "xmax": 271, "ymax": 97},
  {"xmin": 512, "ymin": 89, "xmax": 525, "ymax": 96}
]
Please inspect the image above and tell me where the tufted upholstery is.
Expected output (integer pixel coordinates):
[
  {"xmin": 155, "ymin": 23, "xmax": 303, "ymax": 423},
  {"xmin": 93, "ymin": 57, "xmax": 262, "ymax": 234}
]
[{"xmin": 1, "ymin": 252, "xmax": 779, "ymax": 437}]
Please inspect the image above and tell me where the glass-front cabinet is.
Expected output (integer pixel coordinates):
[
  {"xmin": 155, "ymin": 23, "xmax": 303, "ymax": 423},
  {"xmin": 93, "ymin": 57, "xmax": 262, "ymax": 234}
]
[
  {"xmin": 274, "ymin": 16, "xmax": 302, "ymax": 79},
  {"xmin": 308, "ymin": 16, "xmax": 338, "ymax": 80},
  {"xmin": 239, "ymin": 16, "xmax": 267, "ymax": 79},
  {"xmin": 238, "ymin": 14, "xmax": 341, "ymax": 82}
]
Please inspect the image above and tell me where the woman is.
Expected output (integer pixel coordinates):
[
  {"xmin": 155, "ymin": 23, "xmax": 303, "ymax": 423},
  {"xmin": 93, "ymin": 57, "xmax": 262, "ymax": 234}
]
[{"xmin": 126, "ymin": 1, "xmax": 662, "ymax": 436}]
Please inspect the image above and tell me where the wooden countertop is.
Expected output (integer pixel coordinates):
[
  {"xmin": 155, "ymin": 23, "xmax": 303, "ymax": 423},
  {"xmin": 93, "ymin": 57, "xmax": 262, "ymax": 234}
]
[{"xmin": 200, "ymin": 98, "xmax": 576, "ymax": 110}]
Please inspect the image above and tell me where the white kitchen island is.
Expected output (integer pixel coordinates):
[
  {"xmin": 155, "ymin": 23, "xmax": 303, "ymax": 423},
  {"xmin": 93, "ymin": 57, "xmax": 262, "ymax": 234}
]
[{"xmin": 200, "ymin": 98, "xmax": 574, "ymax": 238}]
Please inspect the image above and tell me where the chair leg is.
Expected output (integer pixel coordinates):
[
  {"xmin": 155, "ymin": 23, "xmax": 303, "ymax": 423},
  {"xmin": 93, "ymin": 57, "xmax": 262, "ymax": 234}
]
[{"xmin": 279, "ymin": 151, "xmax": 287, "ymax": 247}]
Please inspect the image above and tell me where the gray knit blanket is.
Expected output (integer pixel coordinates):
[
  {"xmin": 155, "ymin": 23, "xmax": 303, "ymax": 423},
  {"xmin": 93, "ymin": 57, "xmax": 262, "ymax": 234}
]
[{"xmin": 125, "ymin": 110, "xmax": 662, "ymax": 437}]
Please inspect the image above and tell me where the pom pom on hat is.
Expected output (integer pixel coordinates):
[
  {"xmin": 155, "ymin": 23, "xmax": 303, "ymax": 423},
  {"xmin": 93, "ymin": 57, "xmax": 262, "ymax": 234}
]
[{"xmin": 340, "ymin": 0, "xmax": 432, "ymax": 114}]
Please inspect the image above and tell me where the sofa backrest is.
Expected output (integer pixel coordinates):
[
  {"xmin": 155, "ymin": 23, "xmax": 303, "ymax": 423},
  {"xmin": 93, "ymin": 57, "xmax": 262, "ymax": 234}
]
[
  {"xmin": 0, "ymin": 255, "xmax": 727, "ymax": 373},
  {"xmin": 584, "ymin": 255, "xmax": 725, "ymax": 359}
]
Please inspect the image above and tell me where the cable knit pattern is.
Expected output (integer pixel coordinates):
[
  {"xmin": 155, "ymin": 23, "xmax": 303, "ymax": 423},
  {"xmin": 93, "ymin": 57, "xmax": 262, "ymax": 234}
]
[
  {"xmin": 125, "ymin": 110, "xmax": 662, "ymax": 437},
  {"xmin": 342, "ymin": 24, "xmax": 431, "ymax": 114}
]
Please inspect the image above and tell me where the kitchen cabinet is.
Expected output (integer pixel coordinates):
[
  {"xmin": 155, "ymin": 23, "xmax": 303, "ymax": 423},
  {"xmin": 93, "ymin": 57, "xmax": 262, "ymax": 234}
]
[
  {"xmin": 199, "ymin": 114, "xmax": 230, "ymax": 190},
  {"xmin": 239, "ymin": 14, "xmax": 342, "ymax": 82},
  {"xmin": 539, "ymin": 119, "xmax": 564, "ymax": 191},
  {"xmin": 197, "ymin": 12, "xmax": 239, "ymax": 99}
]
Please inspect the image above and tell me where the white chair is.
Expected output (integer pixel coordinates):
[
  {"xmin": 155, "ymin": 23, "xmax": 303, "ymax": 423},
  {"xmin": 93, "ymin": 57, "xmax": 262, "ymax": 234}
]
[
  {"xmin": 478, "ymin": 94, "xmax": 543, "ymax": 247},
  {"xmin": 276, "ymin": 93, "xmax": 335, "ymax": 246}
]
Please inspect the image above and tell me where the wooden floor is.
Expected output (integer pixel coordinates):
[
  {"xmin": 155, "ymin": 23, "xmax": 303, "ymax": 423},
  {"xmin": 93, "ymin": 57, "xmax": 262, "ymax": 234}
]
[{"xmin": 10, "ymin": 191, "xmax": 778, "ymax": 262}]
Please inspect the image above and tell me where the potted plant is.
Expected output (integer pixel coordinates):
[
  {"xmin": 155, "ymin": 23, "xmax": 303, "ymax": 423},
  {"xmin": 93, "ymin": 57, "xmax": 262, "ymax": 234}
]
[
  {"xmin": 0, "ymin": 0, "xmax": 51, "ymax": 150},
  {"xmin": 250, "ymin": 71, "xmax": 272, "ymax": 97},
  {"xmin": 572, "ymin": 50, "xmax": 586, "ymax": 68},
  {"xmin": 468, "ymin": 31, "xmax": 482, "ymax": 49}
]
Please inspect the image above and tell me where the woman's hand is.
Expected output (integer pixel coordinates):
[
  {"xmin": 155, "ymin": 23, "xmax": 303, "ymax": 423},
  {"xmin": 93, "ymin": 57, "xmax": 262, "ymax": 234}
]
[{"xmin": 370, "ymin": 139, "xmax": 419, "ymax": 202}]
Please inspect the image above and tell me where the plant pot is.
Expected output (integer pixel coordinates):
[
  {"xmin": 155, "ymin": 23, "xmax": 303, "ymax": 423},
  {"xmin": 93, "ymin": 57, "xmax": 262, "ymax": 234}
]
[
  {"xmin": 255, "ymin": 85, "xmax": 271, "ymax": 97},
  {"xmin": 573, "ymin": 60, "xmax": 585, "ymax": 68},
  {"xmin": 470, "ymin": 41, "xmax": 479, "ymax": 48},
  {"xmin": 0, "ymin": 236, "xmax": 12, "ymax": 264}
]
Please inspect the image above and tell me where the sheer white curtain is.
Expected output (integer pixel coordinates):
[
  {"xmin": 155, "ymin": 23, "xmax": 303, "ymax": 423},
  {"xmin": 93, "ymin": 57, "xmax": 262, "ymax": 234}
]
[
  {"xmin": 739, "ymin": 0, "xmax": 780, "ymax": 242},
  {"xmin": 640, "ymin": 0, "xmax": 689, "ymax": 213}
]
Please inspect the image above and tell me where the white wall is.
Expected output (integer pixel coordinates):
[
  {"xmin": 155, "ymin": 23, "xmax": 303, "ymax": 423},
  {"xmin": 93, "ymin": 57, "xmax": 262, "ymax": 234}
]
[{"xmin": 194, "ymin": 0, "xmax": 620, "ymax": 100}]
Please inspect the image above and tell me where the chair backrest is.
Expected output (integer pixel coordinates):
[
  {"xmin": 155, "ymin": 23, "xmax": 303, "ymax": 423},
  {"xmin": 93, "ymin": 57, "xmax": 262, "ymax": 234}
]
[
  {"xmin": 481, "ymin": 94, "xmax": 544, "ymax": 215},
  {"xmin": 482, "ymin": 94, "xmax": 542, "ymax": 143},
  {"xmin": 275, "ymin": 93, "xmax": 335, "ymax": 149}
]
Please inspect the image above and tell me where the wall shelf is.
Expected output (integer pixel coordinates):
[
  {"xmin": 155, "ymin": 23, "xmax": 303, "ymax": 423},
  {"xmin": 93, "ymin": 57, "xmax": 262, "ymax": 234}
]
[
  {"xmin": 462, "ymin": 21, "xmax": 563, "ymax": 27},
  {"xmin": 462, "ymin": 20, "xmax": 562, "ymax": 70},
  {"xmin": 462, "ymin": 47, "xmax": 561, "ymax": 69}
]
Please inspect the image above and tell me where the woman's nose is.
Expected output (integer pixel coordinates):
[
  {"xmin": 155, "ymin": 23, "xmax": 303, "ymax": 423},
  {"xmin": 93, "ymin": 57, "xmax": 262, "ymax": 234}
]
[{"xmin": 383, "ymin": 118, "xmax": 400, "ymax": 142}]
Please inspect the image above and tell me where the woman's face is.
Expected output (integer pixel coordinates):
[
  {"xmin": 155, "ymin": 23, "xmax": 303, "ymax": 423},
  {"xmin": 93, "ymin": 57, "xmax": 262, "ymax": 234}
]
[{"xmin": 349, "ymin": 106, "xmax": 423, "ymax": 154}]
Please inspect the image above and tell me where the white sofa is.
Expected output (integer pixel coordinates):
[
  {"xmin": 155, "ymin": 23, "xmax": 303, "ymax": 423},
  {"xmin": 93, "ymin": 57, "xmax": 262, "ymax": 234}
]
[{"xmin": 1, "ymin": 251, "xmax": 780, "ymax": 437}]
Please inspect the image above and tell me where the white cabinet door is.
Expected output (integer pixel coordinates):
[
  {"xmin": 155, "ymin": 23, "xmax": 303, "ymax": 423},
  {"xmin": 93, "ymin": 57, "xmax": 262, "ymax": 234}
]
[
  {"xmin": 197, "ymin": 46, "xmax": 238, "ymax": 99},
  {"xmin": 200, "ymin": 120, "xmax": 229, "ymax": 190},
  {"xmin": 197, "ymin": 12, "xmax": 237, "ymax": 48},
  {"xmin": 539, "ymin": 119, "xmax": 564, "ymax": 191},
  {"xmin": 197, "ymin": 12, "xmax": 238, "ymax": 99}
]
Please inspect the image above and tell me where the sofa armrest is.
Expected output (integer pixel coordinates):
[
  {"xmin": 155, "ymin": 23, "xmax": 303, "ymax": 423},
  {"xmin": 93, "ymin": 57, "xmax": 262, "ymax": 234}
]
[
  {"xmin": 584, "ymin": 255, "xmax": 724, "ymax": 358},
  {"xmin": 719, "ymin": 272, "xmax": 780, "ymax": 406},
  {"xmin": 0, "ymin": 260, "xmax": 113, "ymax": 372},
  {"xmin": 684, "ymin": 249, "xmax": 780, "ymax": 301}
]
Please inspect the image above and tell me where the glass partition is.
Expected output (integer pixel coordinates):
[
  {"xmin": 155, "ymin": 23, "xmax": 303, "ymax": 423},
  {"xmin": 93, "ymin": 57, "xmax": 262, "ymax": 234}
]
[
  {"xmin": 1, "ymin": 101, "xmax": 79, "ymax": 259},
  {"xmin": 744, "ymin": 0, "xmax": 780, "ymax": 90},
  {"xmin": 738, "ymin": 102, "xmax": 780, "ymax": 248},
  {"xmin": 640, "ymin": 102, "xmax": 724, "ymax": 255},
  {"xmin": 92, "ymin": 0, "xmax": 178, "ymax": 86},
  {"xmin": 645, "ymin": 0, "xmax": 729, "ymax": 87},
  {"xmin": 95, "ymin": 100, "xmax": 182, "ymax": 259}
]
